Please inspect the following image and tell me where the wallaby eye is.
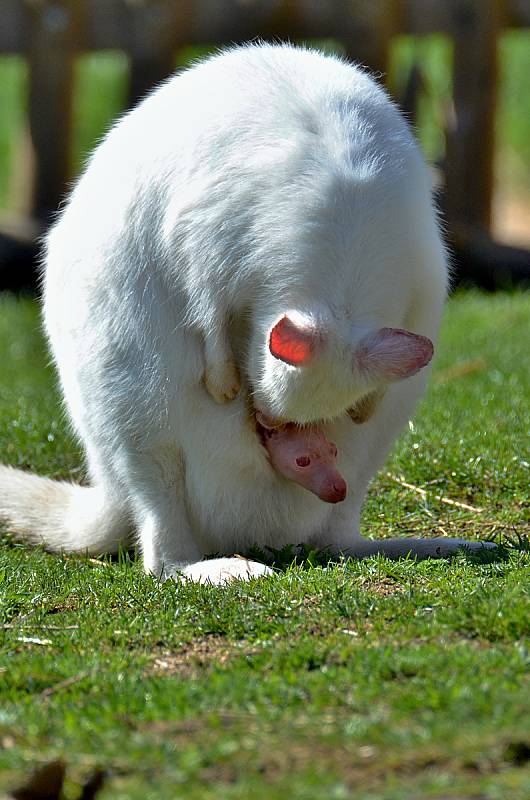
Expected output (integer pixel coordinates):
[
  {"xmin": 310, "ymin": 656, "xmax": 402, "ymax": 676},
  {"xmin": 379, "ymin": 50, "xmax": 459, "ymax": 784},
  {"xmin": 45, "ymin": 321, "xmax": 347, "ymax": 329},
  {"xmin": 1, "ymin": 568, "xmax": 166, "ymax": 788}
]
[{"xmin": 296, "ymin": 456, "xmax": 311, "ymax": 467}]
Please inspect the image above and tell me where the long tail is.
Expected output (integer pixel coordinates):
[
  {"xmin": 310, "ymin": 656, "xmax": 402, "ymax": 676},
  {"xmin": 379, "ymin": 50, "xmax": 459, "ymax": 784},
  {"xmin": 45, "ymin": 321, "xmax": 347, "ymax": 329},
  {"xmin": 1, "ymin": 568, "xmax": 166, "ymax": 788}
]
[{"xmin": 0, "ymin": 465, "xmax": 131, "ymax": 554}]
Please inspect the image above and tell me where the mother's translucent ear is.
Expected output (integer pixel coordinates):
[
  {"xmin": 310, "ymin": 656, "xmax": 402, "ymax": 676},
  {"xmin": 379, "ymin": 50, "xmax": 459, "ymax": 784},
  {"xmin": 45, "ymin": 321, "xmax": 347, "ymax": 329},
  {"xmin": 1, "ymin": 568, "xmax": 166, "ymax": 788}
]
[
  {"xmin": 354, "ymin": 328, "xmax": 434, "ymax": 381},
  {"xmin": 269, "ymin": 314, "xmax": 320, "ymax": 366}
]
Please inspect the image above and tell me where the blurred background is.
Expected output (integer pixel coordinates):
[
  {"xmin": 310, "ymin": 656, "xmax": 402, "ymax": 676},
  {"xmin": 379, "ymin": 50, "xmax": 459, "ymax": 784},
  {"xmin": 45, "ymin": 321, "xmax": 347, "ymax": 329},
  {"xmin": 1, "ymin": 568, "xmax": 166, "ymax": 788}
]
[{"xmin": 0, "ymin": 0, "xmax": 529, "ymax": 291}]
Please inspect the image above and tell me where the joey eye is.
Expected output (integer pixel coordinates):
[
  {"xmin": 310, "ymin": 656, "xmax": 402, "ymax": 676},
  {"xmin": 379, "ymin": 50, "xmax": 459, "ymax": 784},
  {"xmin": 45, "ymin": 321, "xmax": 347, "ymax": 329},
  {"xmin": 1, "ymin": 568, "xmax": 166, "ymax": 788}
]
[{"xmin": 296, "ymin": 456, "xmax": 311, "ymax": 468}]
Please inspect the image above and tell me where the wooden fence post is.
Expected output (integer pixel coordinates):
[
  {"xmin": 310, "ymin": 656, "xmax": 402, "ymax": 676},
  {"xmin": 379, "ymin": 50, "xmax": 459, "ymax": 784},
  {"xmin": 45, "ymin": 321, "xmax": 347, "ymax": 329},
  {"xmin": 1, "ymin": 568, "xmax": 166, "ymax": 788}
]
[
  {"xmin": 445, "ymin": 0, "xmax": 505, "ymax": 237},
  {"xmin": 301, "ymin": 0, "xmax": 403, "ymax": 82},
  {"xmin": 126, "ymin": 0, "xmax": 193, "ymax": 108},
  {"xmin": 28, "ymin": 0, "xmax": 83, "ymax": 223},
  {"xmin": 343, "ymin": 0, "xmax": 403, "ymax": 81}
]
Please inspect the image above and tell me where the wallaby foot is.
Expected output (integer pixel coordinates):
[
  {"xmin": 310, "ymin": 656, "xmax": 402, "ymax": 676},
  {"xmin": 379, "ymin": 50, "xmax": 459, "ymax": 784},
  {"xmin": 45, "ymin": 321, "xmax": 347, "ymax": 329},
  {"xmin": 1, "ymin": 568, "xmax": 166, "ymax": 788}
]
[{"xmin": 176, "ymin": 557, "xmax": 272, "ymax": 584}]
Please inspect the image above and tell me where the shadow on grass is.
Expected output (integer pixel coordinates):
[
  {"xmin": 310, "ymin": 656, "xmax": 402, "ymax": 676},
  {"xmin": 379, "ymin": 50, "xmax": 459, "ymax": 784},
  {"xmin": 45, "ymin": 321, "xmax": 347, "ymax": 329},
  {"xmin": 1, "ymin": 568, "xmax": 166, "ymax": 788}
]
[{"xmin": 2, "ymin": 531, "xmax": 526, "ymax": 574}]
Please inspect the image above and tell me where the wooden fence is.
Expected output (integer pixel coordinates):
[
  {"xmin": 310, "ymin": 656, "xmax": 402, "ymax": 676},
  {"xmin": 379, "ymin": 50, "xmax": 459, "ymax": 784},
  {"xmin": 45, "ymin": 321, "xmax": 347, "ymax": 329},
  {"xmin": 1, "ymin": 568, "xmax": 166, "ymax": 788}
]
[{"xmin": 1, "ymin": 0, "xmax": 529, "ymax": 254}]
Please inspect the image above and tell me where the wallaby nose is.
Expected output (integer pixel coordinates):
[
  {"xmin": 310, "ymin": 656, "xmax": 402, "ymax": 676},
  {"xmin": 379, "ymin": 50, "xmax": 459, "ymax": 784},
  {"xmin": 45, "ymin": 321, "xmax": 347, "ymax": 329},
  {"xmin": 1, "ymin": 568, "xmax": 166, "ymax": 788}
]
[
  {"xmin": 318, "ymin": 476, "xmax": 348, "ymax": 504},
  {"xmin": 332, "ymin": 479, "xmax": 348, "ymax": 502}
]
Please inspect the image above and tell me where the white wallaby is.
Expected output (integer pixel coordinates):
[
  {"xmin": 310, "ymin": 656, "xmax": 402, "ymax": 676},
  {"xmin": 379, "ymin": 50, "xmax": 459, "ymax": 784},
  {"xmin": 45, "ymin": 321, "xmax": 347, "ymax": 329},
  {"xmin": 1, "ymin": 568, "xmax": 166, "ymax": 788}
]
[{"xmin": 0, "ymin": 44, "xmax": 495, "ymax": 584}]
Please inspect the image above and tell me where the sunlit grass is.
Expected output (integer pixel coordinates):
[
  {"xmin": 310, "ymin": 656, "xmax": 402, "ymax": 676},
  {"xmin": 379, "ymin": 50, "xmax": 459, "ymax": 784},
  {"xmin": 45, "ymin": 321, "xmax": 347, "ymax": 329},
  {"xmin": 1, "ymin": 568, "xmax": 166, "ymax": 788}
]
[{"xmin": 0, "ymin": 290, "xmax": 528, "ymax": 798}]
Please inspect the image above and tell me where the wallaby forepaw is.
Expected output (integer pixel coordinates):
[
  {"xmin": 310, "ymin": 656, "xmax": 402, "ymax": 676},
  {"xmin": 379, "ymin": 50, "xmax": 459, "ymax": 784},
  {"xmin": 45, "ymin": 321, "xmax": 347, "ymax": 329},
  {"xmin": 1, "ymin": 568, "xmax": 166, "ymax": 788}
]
[{"xmin": 204, "ymin": 359, "xmax": 241, "ymax": 404}]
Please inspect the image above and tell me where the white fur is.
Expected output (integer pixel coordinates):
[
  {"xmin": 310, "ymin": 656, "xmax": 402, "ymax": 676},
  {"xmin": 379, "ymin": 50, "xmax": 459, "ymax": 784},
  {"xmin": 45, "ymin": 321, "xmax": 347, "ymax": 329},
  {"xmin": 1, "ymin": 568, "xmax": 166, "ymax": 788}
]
[{"xmin": 0, "ymin": 45, "xmax": 494, "ymax": 583}]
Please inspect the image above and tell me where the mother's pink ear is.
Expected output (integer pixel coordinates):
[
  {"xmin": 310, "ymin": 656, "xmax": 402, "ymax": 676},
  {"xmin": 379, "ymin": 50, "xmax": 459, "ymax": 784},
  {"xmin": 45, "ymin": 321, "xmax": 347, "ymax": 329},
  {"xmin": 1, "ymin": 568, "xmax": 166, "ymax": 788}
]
[
  {"xmin": 269, "ymin": 314, "xmax": 319, "ymax": 366},
  {"xmin": 355, "ymin": 328, "xmax": 434, "ymax": 381}
]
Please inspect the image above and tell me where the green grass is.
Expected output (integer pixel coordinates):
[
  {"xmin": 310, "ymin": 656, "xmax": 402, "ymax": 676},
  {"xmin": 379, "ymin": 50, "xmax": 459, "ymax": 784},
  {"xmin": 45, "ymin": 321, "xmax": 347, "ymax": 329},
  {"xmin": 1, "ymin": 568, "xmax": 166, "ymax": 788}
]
[
  {"xmin": 1, "ymin": 33, "xmax": 530, "ymax": 210},
  {"xmin": 0, "ymin": 290, "xmax": 529, "ymax": 799}
]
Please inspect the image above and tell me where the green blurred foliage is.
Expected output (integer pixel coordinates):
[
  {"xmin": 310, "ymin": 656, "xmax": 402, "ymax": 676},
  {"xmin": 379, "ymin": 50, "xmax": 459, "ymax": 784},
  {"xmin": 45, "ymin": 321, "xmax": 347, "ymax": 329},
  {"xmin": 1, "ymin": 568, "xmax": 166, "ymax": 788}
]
[{"xmin": 0, "ymin": 33, "xmax": 529, "ymax": 210}]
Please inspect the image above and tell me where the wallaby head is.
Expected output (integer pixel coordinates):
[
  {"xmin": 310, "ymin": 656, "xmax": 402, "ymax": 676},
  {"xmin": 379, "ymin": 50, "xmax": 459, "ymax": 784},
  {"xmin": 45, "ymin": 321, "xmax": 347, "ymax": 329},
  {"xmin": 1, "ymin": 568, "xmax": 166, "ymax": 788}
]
[{"xmin": 247, "ymin": 303, "xmax": 433, "ymax": 425}]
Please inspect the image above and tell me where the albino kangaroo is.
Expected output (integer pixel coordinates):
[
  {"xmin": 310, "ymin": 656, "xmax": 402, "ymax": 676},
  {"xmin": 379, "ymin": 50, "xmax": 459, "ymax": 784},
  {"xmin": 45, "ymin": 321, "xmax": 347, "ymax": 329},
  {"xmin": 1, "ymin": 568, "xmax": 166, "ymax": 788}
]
[{"xmin": 0, "ymin": 44, "xmax": 494, "ymax": 583}]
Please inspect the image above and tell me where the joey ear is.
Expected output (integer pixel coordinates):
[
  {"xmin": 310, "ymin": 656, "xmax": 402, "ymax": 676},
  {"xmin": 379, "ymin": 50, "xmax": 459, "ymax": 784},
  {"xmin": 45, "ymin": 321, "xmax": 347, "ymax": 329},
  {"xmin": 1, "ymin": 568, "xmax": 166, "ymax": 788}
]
[
  {"xmin": 269, "ymin": 314, "xmax": 319, "ymax": 367},
  {"xmin": 355, "ymin": 328, "xmax": 433, "ymax": 381}
]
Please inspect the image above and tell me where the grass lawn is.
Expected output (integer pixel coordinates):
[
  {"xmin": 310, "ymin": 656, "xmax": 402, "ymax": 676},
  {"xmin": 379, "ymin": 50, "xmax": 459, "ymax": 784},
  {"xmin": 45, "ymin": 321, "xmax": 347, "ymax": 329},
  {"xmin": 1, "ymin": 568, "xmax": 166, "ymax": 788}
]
[{"xmin": 0, "ymin": 290, "xmax": 529, "ymax": 799}]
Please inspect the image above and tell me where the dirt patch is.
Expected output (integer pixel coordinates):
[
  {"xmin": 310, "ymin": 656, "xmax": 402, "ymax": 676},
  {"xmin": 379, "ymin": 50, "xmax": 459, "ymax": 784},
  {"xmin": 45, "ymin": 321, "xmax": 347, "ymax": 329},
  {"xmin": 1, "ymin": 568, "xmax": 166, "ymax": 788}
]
[
  {"xmin": 145, "ymin": 635, "xmax": 261, "ymax": 678},
  {"xmin": 353, "ymin": 576, "xmax": 406, "ymax": 597}
]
